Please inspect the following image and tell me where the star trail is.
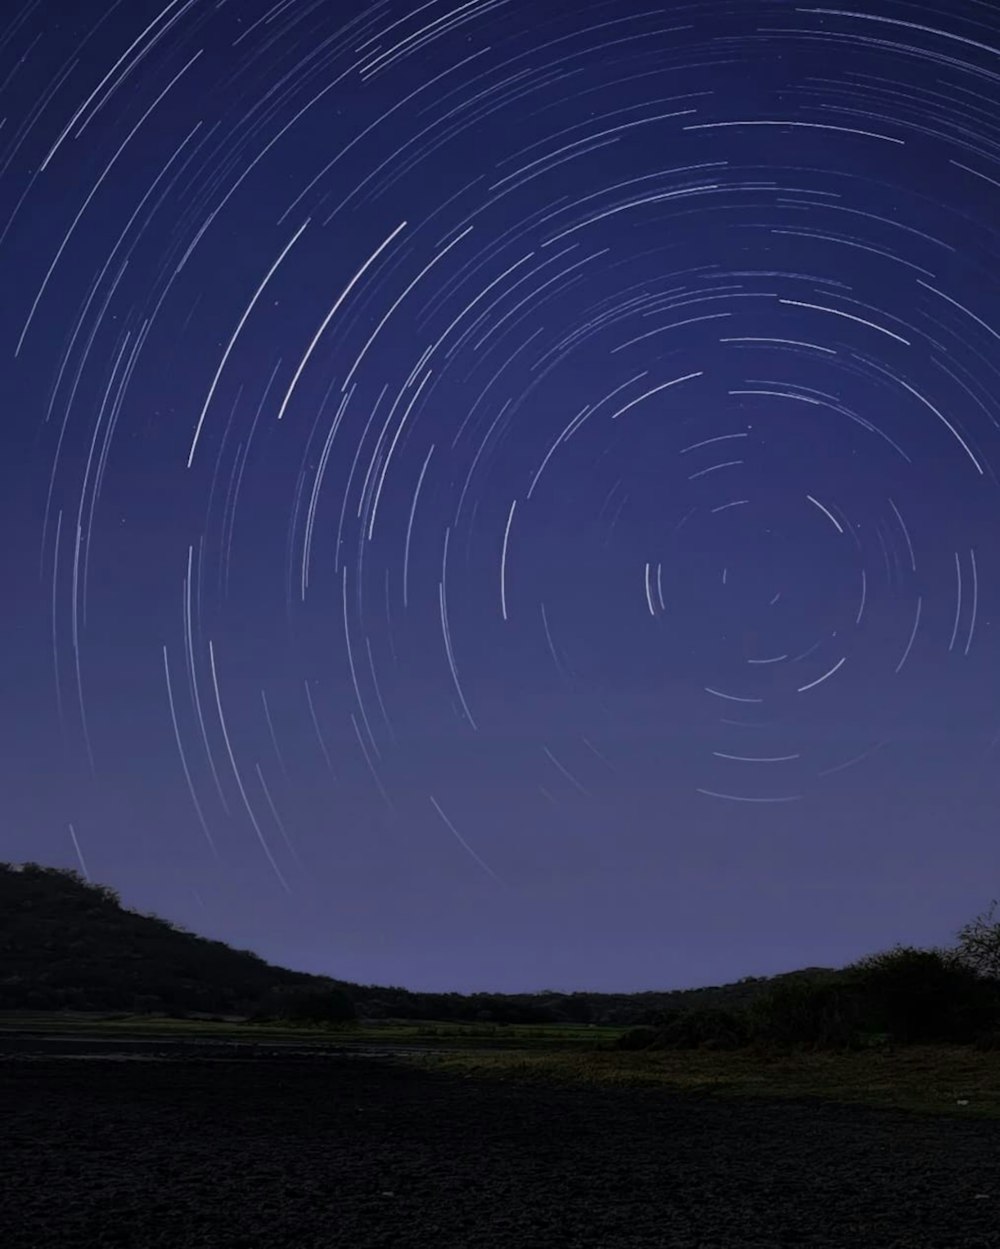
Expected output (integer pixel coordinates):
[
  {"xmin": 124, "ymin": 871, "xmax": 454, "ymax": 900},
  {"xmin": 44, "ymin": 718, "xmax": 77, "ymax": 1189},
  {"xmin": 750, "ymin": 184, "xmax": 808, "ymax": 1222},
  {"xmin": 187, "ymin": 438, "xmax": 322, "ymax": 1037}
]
[{"xmin": 3, "ymin": 0, "xmax": 1000, "ymax": 993}]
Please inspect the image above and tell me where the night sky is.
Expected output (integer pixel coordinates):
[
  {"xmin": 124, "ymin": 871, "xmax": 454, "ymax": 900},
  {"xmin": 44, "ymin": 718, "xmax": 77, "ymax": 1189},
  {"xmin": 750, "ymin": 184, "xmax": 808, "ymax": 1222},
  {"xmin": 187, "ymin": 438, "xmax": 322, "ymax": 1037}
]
[{"xmin": 4, "ymin": 0, "xmax": 1000, "ymax": 995}]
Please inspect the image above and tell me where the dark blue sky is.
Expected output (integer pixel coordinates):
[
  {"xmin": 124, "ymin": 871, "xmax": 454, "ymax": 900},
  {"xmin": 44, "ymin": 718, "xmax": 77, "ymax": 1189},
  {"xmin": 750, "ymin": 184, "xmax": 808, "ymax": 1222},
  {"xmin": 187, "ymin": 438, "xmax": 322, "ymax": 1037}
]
[{"xmin": 3, "ymin": 0, "xmax": 1000, "ymax": 993}]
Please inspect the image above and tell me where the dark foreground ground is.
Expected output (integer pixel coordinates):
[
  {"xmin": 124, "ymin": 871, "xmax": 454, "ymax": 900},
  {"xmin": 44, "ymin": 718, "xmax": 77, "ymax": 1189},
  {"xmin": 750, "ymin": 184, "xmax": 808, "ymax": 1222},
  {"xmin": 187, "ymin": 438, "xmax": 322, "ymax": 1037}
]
[{"xmin": 4, "ymin": 1048, "xmax": 1000, "ymax": 1249}]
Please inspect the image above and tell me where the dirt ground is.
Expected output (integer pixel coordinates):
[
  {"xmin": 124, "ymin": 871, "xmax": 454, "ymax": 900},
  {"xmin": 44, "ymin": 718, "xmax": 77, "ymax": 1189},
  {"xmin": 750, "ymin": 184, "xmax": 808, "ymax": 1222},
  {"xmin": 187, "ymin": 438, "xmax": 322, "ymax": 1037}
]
[{"xmin": 4, "ymin": 1050, "xmax": 1000, "ymax": 1248}]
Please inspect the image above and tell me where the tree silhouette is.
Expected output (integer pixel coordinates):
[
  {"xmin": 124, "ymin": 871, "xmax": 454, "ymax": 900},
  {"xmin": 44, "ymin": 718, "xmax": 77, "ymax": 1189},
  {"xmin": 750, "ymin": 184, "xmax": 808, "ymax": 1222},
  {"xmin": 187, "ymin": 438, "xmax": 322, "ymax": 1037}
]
[{"xmin": 953, "ymin": 899, "xmax": 1000, "ymax": 983}]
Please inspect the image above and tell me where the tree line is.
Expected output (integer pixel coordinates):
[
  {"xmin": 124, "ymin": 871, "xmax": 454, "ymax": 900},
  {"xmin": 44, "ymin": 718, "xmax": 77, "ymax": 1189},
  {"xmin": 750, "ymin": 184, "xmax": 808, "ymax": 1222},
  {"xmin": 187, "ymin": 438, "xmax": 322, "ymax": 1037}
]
[{"xmin": 4, "ymin": 861, "xmax": 1000, "ymax": 1049}]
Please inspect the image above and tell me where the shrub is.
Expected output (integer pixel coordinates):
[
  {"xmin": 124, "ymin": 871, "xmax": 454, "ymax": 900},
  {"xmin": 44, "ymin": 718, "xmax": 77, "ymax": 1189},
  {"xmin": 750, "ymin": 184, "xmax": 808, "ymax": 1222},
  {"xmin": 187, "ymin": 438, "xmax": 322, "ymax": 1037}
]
[
  {"xmin": 648, "ymin": 1005, "xmax": 750, "ymax": 1050},
  {"xmin": 747, "ymin": 977, "xmax": 867, "ymax": 1051},
  {"xmin": 252, "ymin": 986, "xmax": 358, "ymax": 1026},
  {"xmin": 843, "ymin": 945, "xmax": 1000, "ymax": 1045},
  {"xmin": 612, "ymin": 1026, "xmax": 659, "ymax": 1051},
  {"xmin": 632, "ymin": 1007, "xmax": 682, "ymax": 1028},
  {"xmin": 953, "ymin": 900, "xmax": 1000, "ymax": 983}
]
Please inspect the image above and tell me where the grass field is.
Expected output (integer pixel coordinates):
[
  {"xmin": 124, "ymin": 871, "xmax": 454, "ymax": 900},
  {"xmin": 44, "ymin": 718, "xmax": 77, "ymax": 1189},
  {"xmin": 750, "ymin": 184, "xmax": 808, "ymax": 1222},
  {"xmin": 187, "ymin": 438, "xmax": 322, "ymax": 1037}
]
[
  {"xmin": 2, "ymin": 1011, "xmax": 998, "ymax": 1121},
  {"xmin": 402, "ymin": 1042, "xmax": 1000, "ymax": 1121},
  {"xmin": 0, "ymin": 1011, "xmax": 620, "ymax": 1046}
]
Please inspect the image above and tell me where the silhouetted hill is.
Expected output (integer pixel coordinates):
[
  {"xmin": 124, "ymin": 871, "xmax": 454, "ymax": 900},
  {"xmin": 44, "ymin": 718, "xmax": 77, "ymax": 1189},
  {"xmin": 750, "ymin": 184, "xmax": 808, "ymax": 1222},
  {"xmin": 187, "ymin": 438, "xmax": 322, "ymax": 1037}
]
[
  {"xmin": 0, "ymin": 862, "xmax": 849, "ymax": 1024},
  {"xmin": 0, "ymin": 862, "xmax": 342, "ymax": 1016}
]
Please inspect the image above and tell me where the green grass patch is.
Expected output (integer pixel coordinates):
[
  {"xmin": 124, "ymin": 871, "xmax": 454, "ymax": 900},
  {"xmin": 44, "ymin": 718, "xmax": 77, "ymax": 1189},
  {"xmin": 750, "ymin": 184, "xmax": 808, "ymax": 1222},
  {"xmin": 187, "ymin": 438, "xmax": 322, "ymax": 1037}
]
[
  {"xmin": 8, "ymin": 1011, "xmax": 997, "ymax": 1121},
  {"xmin": 399, "ymin": 1044, "xmax": 1000, "ymax": 1120},
  {"xmin": 0, "ymin": 1011, "xmax": 625, "ymax": 1048}
]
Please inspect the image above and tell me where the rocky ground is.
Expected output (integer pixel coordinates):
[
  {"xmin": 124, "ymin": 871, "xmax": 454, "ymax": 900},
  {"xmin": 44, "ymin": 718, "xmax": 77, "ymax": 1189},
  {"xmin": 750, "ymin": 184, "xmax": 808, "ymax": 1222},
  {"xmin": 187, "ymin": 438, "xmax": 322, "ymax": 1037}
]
[{"xmin": 3, "ymin": 1047, "xmax": 1000, "ymax": 1248}]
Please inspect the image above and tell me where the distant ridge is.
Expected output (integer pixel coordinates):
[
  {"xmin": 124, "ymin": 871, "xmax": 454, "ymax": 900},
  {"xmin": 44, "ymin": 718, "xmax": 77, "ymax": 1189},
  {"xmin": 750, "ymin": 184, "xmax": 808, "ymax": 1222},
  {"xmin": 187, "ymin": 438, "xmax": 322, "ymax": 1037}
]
[
  {"xmin": 0, "ymin": 862, "xmax": 846, "ymax": 1025},
  {"xmin": 0, "ymin": 861, "xmax": 341, "ymax": 1017}
]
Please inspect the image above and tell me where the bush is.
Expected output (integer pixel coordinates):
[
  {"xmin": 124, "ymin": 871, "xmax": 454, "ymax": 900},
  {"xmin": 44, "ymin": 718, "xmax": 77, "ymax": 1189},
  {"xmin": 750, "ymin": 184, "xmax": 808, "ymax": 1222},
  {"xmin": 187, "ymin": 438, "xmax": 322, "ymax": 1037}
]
[
  {"xmin": 613, "ymin": 1026, "xmax": 659, "ymax": 1051},
  {"xmin": 648, "ymin": 1005, "xmax": 750, "ymax": 1051},
  {"xmin": 293, "ymin": 988, "xmax": 357, "ymax": 1025},
  {"xmin": 632, "ymin": 1007, "xmax": 681, "ymax": 1028},
  {"xmin": 953, "ymin": 900, "xmax": 1000, "ymax": 983},
  {"xmin": 747, "ymin": 977, "xmax": 867, "ymax": 1051},
  {"xmin": 251, "ymin": 986, "xmax": 358, "ymax": 1026},
  {"xmin": 843, "ymin": 945, "xmax": 1000, "ymax": 1045}
]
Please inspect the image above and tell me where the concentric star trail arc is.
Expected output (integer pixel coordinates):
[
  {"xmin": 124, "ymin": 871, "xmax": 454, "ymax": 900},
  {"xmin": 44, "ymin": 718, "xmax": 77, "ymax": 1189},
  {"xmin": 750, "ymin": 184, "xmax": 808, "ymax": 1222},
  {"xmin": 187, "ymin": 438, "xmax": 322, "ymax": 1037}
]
[{"xmin": 6, "ymin": 0, "xmax": 1000, "ymax": 989}]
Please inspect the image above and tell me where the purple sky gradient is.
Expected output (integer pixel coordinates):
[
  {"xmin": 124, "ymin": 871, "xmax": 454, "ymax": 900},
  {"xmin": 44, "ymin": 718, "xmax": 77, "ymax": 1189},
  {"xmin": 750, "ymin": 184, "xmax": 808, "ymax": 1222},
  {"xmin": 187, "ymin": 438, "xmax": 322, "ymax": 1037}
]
[{"xmin": 2, "ymin": 0, "xmax": 999, "ymax": 994}]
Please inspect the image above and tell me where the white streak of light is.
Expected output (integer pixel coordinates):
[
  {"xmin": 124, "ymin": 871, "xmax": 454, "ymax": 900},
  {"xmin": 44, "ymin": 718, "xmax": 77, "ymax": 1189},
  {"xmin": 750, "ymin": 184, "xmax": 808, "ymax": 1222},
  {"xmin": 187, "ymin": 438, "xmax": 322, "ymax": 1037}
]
[
  {"xmin": 68, "ymin": 823, "xmax": 90, "ymax": 880},
  {"xmin": 500, "ymin": 498, "xmax": 517, "ymax": 621},
  {"xmin": 609, "ymin": 371, "xmax": 703, "ymax": 420},
  {"xmin": 163, "ymin": 646, "xmax": 218, "ymax": 859},
  {"xmin": 403, "ymin": 445, "xmax": 434, "ymax": 609},
  {"xmin": 187, "ymin": 218, "xmax": 308, "ymax": 466},
  {"xmin": 806, "ymin": 494, "xmax": 844, "ymax": 534},
  {"xmin": 797, "ymin": 656, "xmax": 846, "ymax": 692},
  {"xmin": 965, "ymin": 549, "xmax": 978, "ymax": 656},
  {"xmin": 207, "ymin": 641, "xmax": 290, "ymax": 893},
  {"xmin": 429, "ymin": 795, "xmax": 506, "ymax": 886},
  {"xmin": 276, "ymin": 221, "xmax": 407, "ymax": 423},
  {"xmin": 949, "ymin": 552, "xmax": 963, "ymax": 652},
  {"xmin": 697, "ymin": 789, "xmax": 801, "ymax": 803}
]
